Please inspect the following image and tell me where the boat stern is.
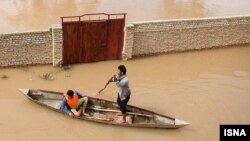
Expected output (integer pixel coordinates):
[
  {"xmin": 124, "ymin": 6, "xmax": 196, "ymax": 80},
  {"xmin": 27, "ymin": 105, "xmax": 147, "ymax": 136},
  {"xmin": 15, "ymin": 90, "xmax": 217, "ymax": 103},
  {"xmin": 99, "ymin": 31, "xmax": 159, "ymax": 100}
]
[{"xmin": 19, "ymin": 88, "xmax": 30, "ymax": 95}]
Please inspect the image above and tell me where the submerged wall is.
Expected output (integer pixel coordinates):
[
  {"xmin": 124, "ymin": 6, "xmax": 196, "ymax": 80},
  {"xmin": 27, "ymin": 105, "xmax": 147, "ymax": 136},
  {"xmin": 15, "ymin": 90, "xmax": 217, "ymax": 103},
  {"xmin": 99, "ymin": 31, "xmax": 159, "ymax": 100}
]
[
  {"xmin": 123, "ymin": 15, "xmax": 250, "ymax": 59},
  {"xmin": 0, "ymin": 25, "xmax": 63, "ymax": 67},
  {"xmin": 0, "ymin": 15, "xmax": 249, "ymax": 67},
  {"xmin": 0, "ymin": 30, "xmax": 52, "ymax": 67}
]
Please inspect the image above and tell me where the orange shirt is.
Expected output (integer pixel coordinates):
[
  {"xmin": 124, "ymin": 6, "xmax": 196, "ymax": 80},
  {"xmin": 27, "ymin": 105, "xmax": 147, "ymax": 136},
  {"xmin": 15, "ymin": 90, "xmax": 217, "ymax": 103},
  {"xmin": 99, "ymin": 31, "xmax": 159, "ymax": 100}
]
[{"xmin": 64, "ymin": 93, "xmax": 78, "ymax": 109}]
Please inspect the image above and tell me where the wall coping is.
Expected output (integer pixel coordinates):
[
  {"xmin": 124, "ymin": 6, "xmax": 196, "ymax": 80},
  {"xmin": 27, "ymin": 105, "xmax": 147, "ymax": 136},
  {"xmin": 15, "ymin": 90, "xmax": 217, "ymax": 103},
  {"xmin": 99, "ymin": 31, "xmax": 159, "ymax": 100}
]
[
  {"xmin": 126, "ymin": 15, "xmax": 250, "ymax": 25},
  {"xmin": 125, "ymin": 15, "xmax": 250, "ymax": 32},
  {"xmin": 0, "ymin": 29, "xmax": 51, "ymax": 36}
]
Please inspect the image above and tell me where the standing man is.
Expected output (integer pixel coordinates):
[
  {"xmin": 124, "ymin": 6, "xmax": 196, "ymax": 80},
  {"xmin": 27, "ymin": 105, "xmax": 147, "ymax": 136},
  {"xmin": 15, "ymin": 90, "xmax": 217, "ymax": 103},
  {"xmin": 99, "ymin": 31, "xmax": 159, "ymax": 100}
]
[{"xmin": 108, "ymin": 65, "xmax": 131, "ymax": 123}]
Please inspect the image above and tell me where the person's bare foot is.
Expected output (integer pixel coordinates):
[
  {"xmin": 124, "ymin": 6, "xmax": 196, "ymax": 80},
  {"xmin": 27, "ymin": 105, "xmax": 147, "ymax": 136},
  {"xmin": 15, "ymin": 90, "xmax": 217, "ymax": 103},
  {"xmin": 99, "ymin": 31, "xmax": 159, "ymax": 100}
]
[
  {"xmin": 69, "ymin": 113, "xmax": 75, "ymax": 118},
  {"xmin": 82, "ymin": 112, "xmax": 89, "ymax": 116},
  {"xmin": 117, "ymin": 117, "xmax": 126, "ymax": 123}
]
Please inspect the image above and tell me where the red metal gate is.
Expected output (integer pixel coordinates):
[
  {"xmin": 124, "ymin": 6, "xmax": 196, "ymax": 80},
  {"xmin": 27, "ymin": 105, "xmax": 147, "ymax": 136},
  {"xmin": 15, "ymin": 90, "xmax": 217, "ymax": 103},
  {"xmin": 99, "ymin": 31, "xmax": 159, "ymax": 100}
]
[{"xmin": 61, "ymin": 13, "xmax": 126, "ymax": 65}]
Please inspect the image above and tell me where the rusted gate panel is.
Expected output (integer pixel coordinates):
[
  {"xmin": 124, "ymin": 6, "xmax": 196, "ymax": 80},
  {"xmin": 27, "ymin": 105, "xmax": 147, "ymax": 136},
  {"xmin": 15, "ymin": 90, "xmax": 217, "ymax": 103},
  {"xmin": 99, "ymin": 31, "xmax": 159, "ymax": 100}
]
[
  {"xmin": 106, "ymin": 19, "xmax": 125, "ymax": 60},
  {"xmin": 62, "ymin": 22, "xmax": 81, "ymax": 64},
  {"xmin": 61, "ymin": 13, "xmax": 126, "ymax": 65},
  {"xmin": 81, "ymin": 21, "xmax": 108, "ymax": 63}
]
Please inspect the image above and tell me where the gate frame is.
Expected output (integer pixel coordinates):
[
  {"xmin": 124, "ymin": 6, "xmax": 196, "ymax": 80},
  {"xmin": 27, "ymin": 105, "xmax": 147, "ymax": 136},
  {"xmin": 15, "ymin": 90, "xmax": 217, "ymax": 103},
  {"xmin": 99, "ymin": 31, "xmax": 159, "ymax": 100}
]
[
  {"xmin": 61, "ymin": 13, "xmax": 126, "ymax": 23},
  {"xmin": 61, "ymin": 13, "xmax": 126, "ymax": 65}
]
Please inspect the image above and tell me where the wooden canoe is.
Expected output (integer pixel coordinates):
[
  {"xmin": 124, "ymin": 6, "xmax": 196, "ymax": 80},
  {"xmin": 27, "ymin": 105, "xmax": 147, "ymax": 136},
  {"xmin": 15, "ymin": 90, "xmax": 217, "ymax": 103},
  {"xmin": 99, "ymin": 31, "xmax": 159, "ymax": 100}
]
[{"xmin": 19, "ymin": 88, "xmax": 189, "ymax": 129}]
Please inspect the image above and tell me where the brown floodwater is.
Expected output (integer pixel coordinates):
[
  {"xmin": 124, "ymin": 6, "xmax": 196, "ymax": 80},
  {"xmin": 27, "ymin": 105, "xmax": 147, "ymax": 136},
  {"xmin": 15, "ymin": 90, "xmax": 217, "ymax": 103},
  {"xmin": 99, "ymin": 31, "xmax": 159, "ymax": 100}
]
[
  {"xmin": 0, "ymin": 45, "xmax": 250, "ymax": 141},
  {"xmin": 1, "ymin": 0, "xmax": 250, "ymax": 140},
  {"xmin": 0, "ymin": 0, "xmax": 250, "ymax": 33}
]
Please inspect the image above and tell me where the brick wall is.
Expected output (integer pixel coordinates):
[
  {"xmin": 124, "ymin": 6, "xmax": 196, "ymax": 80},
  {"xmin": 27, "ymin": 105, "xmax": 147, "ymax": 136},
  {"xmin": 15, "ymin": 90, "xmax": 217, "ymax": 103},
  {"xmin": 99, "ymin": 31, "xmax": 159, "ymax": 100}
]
[
  {"xmin": 0, "ymin": 24, "xmax": 63, "ymax": 67},
  {"xmin": 0, "ymin": 30, "xmax": 52, "ymax": 67},
  {"xmin": 123, "ymin": 15, "xmax": 250, "ymax": 59},
  {"xmin": 1, "ymin": 15, "xmax": 249, "ymax": 67}
]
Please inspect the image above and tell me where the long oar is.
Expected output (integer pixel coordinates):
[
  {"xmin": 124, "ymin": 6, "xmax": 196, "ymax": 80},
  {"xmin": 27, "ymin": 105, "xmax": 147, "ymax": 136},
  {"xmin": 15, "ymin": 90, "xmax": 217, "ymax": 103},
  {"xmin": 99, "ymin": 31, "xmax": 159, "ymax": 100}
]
[
  {"xmin": 98, "ymin": 82, "xmax": 109, "ymax": 94},
  {"xmin": 98, "ymin": 76, "xmax": 114, "ymax": 94}
]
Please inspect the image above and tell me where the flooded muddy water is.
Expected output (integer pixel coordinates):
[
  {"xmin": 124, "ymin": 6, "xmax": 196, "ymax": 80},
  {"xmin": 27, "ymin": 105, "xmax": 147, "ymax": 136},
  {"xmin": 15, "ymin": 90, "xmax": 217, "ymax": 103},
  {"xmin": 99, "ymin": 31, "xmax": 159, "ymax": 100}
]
[
  {"xmin": 1, "ymin": 45, "xmax": 250, "ymax": 141},
  {"xmin": 1, "ymin": 0, "xmax": 250, "ymax": 140},
  {"xmin": 0, "ymin": 0, "xmax": 250, "ymax": 33}
]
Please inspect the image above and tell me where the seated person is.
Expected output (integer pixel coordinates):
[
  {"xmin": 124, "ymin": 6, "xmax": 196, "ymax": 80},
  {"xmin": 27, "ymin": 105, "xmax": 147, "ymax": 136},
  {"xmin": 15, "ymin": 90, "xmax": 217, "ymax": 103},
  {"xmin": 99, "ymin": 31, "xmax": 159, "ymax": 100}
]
[{"xmin": 60, "ymin": 90, "xmax": 89, "ymax": 117}]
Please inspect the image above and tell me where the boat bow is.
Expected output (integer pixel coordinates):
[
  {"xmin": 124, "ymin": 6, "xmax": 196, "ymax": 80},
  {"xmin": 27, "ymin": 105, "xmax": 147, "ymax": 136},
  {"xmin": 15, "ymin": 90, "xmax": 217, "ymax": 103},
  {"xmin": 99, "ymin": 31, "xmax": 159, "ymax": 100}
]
[
  {"xmin": 175, "ymin": 119, "xmax": 189, "ymax": 126},
  {"xmin": 19, "ymin": 88, "xmax": 29, "ymax": 95}
]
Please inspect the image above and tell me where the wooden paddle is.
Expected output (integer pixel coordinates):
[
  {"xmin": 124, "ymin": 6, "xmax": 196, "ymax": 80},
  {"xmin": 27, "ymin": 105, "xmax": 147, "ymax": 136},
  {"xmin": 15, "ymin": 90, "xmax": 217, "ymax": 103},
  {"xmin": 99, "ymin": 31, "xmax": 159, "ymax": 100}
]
[
  {"xmin": 98, "ymin": 75, "xmax": 115, "ymax": 94},
  {"xmin": 97, "ymin": 82, "xmax": 109, "ymax": 94}
]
